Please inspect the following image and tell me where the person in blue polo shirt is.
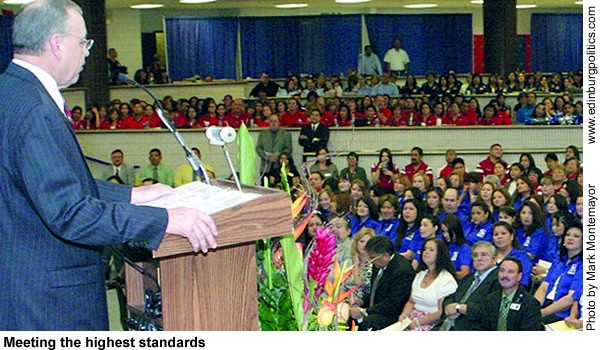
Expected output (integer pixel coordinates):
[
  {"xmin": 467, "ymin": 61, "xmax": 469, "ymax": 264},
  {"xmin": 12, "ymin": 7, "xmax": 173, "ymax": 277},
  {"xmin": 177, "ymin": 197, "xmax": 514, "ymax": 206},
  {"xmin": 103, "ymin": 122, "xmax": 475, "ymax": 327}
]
[{"xmin": 534, "ymin": 220, "xmax": 583, "ymax": 324}]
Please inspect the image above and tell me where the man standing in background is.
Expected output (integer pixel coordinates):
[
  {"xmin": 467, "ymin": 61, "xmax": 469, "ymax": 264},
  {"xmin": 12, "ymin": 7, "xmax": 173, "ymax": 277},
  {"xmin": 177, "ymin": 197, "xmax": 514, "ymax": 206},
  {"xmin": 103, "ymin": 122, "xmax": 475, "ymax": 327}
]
[
  {"xmin": 358, "ymin": 45, "xmax": 382, "ymax": 76},
  {"xmin": 384, "ymin": 38, "xmax": 410, "ymax": 76}
]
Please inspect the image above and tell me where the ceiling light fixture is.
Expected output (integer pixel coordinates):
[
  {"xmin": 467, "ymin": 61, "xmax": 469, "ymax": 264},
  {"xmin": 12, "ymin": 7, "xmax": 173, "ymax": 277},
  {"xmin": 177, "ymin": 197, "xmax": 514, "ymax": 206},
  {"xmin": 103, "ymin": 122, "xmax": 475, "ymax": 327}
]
[
  {"xmin": 275, "ymin": 3, "xmax": 309, "ymax": 9},
  {"xmin": 470, "ymin": 1, "xmax": 484, "ymax": 4},
  {"xmin": 180, "ymin": 0, "xmax": 217, "ymax": 4},
  {"xmin": 3, "ymin": 0, "xmax": 34, "ymax": 4},
  {"xmin": 130, "ymin": 4, "xmax": 164, "ymax": 9},
  {"xmin": 516, "ymin": 4, "xmax": 538, "ymax": 9},
  {"xmin": 335, "ymin": 0, "xmax": 372, "ymax": 4},
  {"xmin": 404, "ymin": 4, "xmax": 439, "ymax": 9}
]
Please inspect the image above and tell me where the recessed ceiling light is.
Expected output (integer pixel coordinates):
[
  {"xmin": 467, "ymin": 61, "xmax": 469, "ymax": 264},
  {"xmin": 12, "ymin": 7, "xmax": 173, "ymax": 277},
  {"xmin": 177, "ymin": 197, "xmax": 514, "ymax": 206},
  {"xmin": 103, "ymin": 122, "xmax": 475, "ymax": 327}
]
[
  {"xmin": 3, "ymin": 0, "xmax": 34, "ymax": 4},
  {"xmin": 275, "ymin": 3, "xmax": 308, "ymax": 9},
  {"xmin": 180, "ymin": 0, "xmax": 217, "ymax": 4},
  {"xmin": 335, "ymin": 0, "xmax": 372, "ymax": 3},
  {"xmin": 404, "ymin": 4, "xmax": 438, "ymax": 9},
  {"xmin": 516, "ymin": 4, "xmax": 538, "ymax": 9},
  {"xmin": 470, "ymin": 0, "xmax": 484, "ymax": 4},
  {"xmin": 130, "ymin": 4, "xmax": 164, "ymax": 9}
]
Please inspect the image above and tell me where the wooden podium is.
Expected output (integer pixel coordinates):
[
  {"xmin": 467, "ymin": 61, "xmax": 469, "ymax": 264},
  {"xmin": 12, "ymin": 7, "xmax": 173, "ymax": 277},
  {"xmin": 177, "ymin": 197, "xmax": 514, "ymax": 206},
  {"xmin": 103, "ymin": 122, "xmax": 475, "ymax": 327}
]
[{"xmin": 125, "ymin": 180, "xmax": 293, "ymax": 330}]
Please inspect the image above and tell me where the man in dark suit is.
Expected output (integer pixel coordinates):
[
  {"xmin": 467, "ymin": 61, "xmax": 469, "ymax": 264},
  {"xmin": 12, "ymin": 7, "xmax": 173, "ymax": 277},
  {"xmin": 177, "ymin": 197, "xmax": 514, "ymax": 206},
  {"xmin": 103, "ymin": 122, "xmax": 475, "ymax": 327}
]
[
  {"xmin": 350, "ymin": 236, "xmax": 415, "ymax": 330},
  {"xmin": 0, "ymin": 0, "xmax": 217, "ymax": 331},
  {"xmin": 473, "ymin": 258, "xmax": 542, "ymax": 331},
  {"xmin": 436, "ymin": 241, "xmax": 501, "ymax": 331},
  {"xmin": 298, "ymin": 108, "xmax": 329, "ymax": 160}
]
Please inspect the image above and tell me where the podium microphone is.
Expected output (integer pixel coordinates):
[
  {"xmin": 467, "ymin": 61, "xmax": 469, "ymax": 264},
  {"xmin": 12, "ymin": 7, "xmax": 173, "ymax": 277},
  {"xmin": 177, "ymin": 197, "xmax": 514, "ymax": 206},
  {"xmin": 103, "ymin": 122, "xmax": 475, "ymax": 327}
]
[
  {"xmin": 117, "ymin": 73, "xmax": 211, "ymax": 185},
  {"xmin": 205, "ymin": 126, "xmax": 243, "ymax": 192}
]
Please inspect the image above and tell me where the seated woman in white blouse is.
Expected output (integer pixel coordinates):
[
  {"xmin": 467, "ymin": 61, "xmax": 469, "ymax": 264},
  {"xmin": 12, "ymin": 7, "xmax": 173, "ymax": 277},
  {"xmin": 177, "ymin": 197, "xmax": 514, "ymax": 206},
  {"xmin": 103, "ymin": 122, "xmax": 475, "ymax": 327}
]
[{"xmin": 398, "ymin": 238, "xmax": 458, "ymax": 331}]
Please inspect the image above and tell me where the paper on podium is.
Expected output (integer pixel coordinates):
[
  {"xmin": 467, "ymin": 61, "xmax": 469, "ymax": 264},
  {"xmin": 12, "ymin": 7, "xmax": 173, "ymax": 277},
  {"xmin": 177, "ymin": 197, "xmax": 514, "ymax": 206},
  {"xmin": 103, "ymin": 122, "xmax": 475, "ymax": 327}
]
[
  {"xmin": 140, "ymin": 182, "xmax": 261, "ymax": 215},
  {"xmin": 380, "ymin": 318, "xmax": 412, "ymax": 331}
]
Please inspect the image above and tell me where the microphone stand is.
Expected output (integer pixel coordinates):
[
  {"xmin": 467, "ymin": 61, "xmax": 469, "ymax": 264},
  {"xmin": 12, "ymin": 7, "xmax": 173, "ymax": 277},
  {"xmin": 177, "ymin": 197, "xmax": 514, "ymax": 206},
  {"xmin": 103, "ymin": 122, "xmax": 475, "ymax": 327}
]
[{"xmin": 118, "ymin": 74, "xmax": 211, "ymax": 186}]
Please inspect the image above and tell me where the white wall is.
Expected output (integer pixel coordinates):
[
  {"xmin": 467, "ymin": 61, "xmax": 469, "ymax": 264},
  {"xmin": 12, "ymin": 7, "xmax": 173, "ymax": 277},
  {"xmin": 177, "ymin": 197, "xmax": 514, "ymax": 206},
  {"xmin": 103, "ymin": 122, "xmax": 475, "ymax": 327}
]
[{"xmin": 106, "ymin": 9, "xmax": 143, "ymax": 74}]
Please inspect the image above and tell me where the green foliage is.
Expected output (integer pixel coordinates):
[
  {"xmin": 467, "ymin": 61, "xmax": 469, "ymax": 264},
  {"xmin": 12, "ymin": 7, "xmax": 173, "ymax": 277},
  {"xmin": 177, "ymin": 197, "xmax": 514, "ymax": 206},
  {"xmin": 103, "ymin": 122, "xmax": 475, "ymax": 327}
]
[{"xmin": 256, "ymin": 239, "xmax": 298, "ymax": 331}]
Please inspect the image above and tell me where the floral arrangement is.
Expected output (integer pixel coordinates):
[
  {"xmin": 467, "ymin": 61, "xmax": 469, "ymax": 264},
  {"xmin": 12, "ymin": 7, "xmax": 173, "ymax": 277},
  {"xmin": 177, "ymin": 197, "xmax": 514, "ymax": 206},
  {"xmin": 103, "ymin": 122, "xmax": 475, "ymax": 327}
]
[{"xmin": 256, "ymin": 154, "xmax": 358, "ymax": 331}]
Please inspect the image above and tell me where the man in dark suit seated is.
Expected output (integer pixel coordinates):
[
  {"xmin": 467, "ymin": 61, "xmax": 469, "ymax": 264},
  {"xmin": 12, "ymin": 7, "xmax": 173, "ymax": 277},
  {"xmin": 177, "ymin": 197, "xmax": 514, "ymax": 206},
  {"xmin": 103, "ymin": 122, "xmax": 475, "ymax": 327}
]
[
  {"xmin": 435, "ymin": 241, "xmax": 501, "ymax": 331},
  {"xmin": 350, "ymin": 236, "xmax": 415, "ymax": 330},
  {"xmin": 473, "ymin": 257, "xmax": 542, "ymax": 331}
]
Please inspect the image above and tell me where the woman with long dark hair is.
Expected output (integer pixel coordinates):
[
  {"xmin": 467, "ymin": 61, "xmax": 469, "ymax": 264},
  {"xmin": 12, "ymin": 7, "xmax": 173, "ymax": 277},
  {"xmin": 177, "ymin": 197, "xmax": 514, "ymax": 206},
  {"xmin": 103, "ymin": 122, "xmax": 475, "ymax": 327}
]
[{"xmin": 398, "ymin": 238, "xmax": 457, "ymax": 331}]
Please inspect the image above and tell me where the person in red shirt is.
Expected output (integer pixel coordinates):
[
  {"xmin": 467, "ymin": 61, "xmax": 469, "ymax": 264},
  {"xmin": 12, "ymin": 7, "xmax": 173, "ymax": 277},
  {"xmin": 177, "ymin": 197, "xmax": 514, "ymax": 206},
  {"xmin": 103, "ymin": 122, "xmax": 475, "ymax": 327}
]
[
  {"xmin": 477, "ymin": 143, "xmax": 508, "ymax": 177},
  {"xmin": 442, "ymin": 102, "xmax": 471, "ymax": 126},
  {"xmin": 371, "ymin": 148, "xmax": 400, "ymax": 191},
  {"xmin": 144, "ymin": 104, "xmax": 162, "ymax": 128},
  {"xmin": 121, "ymin": 101, "xmax": 150, "ymax": 129},
  {"xmin": 337, "ymin": 105, "xmax": 353, "ymax": 127},
  {"xmin": 386, "ymin": 103, "xmax": 406, "ymax": 126},
  {"xmin": 225, "ymin": 98, "xmax": 252, "ymax": 128},
  {"xmin": 254, "ymin": 105, "xmax": 273, "ymax": 128},
  {"xmin": 374, "ymin": 94, "xmax": 392, "ymax": 124},
  {"xmin": 421, "ymin": 102, "xmax": 437, "ymax": 126},
  {"xmin": 401, "ymin": 96, "xmax": 422, "ymax": 126},
  {"xmin": 200, "ymin": 101, "xmax": 218, "ymax": 127},
  {"xmin": 478, "ymin": 104, "xmax": 505, "ymax": 126},
  {"xmin": 316, "ymin": 97, "xmax": 336, "ymax": 126},
  {"xmin": 439, "ymin": 149, "xmax": 457, "ymax": 179},
  {"xmin": 280, "ymin": 99, "xmax": 307, "ymax": 127},
  {"xmin": 402, "ymin": 146, "xmax": 433, "ymax": 183},
  {"xmin": 99, "ymin": 107, "xmax": 123, "ymax": 130}
]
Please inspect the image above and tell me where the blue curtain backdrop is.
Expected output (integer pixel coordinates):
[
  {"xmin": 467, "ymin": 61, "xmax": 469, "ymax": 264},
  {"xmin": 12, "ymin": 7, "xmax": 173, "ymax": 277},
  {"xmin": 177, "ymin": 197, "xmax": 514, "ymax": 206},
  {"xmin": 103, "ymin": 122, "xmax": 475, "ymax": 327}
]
[
  {"xmin": 239, "ymin": 17, "xmax": 302, "ymax": 78},
  {"xmin": 165, "ymin": 17, "xmax": 238, "ymax": 80},
  {"xmin": 531, "ymin": 13, "xmax": 583, "ymax": 72},
  {"xmin": 0, "ymin": 14, "xmax": 14, "ymax": 74},
  {"xmin": 240, "ymin": 15, "xmax": 361, "ymax": 78},
  {"xmin": 365, "ymin": 14, "xmax": 472, "ymax": 75}
]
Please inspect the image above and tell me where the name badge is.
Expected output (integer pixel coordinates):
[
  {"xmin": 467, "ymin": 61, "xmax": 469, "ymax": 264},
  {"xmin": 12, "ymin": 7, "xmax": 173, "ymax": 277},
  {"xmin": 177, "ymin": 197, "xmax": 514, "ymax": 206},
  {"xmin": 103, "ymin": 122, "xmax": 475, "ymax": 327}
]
[
  {"xmin": 524, "ymin": 236, "xmax": 531, "ymax": 247},
  {"xmin": 451, "ymin": 251, "xmax": 458, "ymax": 261},
  {"xmin": 477, "ymin": 229, "xmax": 486, "ymax": 238},
  {"xmin": 568, "ymin": 264, "xmax": 578, "ymax": 275},
  {"xmin": 510, "ymin": 303, "xmax": 521, "ymax": 311}
]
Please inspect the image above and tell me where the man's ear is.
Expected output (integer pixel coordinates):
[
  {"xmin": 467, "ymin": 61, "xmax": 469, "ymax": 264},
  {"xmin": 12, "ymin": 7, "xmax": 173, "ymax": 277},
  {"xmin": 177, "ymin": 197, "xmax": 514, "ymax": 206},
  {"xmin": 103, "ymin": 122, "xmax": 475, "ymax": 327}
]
[{"xmin": 48, "ymin": 34, "xmax": 63, "ymax": 60}]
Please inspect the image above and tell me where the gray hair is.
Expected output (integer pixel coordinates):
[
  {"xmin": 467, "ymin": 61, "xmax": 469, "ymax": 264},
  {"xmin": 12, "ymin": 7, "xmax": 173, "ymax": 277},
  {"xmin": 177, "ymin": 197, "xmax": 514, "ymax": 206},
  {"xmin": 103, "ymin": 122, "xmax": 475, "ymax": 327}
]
[
  {"xmin": 472, "ymin": 241, "xmax": 498, "ymax": 258},
  {"xmin": 12, "ymin": 0, "xmax": 82, "ymax": 56}
]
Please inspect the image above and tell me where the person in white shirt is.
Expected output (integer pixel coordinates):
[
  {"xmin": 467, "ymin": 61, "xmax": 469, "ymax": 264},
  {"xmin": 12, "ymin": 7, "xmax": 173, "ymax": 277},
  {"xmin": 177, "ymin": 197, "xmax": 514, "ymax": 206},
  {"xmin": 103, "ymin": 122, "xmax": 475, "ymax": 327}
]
[{"xmin": 384, "ymin": 38, "xmax": 410, "ymax": 76}]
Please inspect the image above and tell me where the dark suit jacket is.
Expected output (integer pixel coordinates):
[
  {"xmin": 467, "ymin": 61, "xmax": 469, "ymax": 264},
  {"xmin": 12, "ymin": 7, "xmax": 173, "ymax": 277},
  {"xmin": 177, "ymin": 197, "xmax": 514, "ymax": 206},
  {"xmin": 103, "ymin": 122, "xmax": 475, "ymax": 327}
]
[
  {"xmin": 363, "ymin": 254, "xmax": 415, "ymax": 326},
  {"xmin": 0, "ymin": 63, "xmax": 168, "ymax": 330},
  {"xmin": 298, "ymin": 123, "xmax": 329, "ymax": 155},
  {"xmin": 474, "ymin": 285, "xmax": 542, "ymax": 331},
  {"xmin": 438, "ymin": 267, "xmax": 502, "ymax": 331}
]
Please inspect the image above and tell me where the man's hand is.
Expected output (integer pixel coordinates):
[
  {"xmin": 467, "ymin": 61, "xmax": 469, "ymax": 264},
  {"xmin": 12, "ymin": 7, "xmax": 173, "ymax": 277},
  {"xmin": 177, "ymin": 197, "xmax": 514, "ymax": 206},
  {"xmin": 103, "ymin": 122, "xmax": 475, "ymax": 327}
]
[
  {"xmin": 131, "ymin": 183, "xmax": 175, "ymax": 204},
  {"xmin": 166, "ymin": 207, "xmax": 218, "ymax": 253},
  {"xmin": 349, "ymin": 307, "xmax": 363, "ymax": 320}
]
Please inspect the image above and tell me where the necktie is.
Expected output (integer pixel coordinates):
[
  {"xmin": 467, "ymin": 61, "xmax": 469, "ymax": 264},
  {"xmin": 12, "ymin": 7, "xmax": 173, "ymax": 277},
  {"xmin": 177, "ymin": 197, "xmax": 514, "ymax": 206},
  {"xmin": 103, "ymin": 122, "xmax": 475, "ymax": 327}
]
[
  {"xmin": 312, "ymin": 124, "xmax": 317, "ymax": 132},
  {"xmin": 115, "ymin": 168, "xmax": 119, "ymax": 177},
  {"xmin": 63, "ymin": 100, "xmax": 74, "ymax": 125},
  {"xmin": 497, "ymin": 294, "xmax": 511, "ymax": 331},
  {"xmin": 460, "ymin": 274, "xmax": 481, "ymax": 303},
  {"xmin": 153, "ymin": 166, "xmax": 159, "ymax": 182},
  {"xmin": 369, "ymin": 268, "xmax": 384, "ymax": 307}
]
